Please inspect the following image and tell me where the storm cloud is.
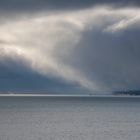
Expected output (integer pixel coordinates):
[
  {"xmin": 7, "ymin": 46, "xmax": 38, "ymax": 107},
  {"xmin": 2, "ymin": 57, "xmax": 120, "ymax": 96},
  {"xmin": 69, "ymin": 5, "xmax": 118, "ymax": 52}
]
[{"xmin": 0, "ymin": 1, "xmax": 140, "ymax": 92}]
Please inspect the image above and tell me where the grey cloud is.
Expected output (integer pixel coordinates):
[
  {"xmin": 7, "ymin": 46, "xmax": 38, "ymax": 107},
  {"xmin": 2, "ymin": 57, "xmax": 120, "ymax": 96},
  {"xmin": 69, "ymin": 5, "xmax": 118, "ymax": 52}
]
[
  {"xmin": 0, "ymin": 0, "xmax": 140, "ymax": 14},
  {"xmin": 69, "ymin": 28, "xmax": 140, "ymax": 91},
  {"xmin": 0, "ymin": 58, "xmax": 79, "ymax": 93},
  {"xmin": 0, "ymin": 6, "xmax": 140, "ymax": 92}
]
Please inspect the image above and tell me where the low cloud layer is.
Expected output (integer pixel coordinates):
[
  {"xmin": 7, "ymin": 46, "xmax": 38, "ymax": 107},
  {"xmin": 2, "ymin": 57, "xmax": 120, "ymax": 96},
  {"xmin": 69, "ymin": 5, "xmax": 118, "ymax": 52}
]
[{"xmin": 0, "ymin": 6, "xmax": 140, "ymax": 92}]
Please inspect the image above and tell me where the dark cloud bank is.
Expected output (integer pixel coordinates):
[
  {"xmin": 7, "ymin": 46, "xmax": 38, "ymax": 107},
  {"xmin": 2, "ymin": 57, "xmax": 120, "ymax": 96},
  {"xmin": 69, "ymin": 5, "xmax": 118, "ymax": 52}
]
[
  {"xmin": 0, "ymin": 60, "xmax": 79, "ymax": 93},
  {"xmin": 0, "ymin": 0, "xmax": 140, "ymax": 12}
]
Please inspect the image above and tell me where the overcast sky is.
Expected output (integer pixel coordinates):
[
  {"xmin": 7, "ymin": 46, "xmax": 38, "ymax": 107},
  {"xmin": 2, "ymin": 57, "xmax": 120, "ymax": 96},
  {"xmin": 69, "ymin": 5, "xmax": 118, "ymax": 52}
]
[{"xmin": 0, "ymin": 0, "xmax": 140, "ymax": 93}]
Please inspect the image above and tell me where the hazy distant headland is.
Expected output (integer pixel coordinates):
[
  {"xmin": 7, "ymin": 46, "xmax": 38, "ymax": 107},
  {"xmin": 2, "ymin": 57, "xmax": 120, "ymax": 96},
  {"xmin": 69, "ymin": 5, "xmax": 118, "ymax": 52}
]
[
  {"xmin": 113, "ymin": 90, "xmax": 140, "ymax": 96},
  {"xmin": 1, "ymin": 90, "xmax": 140, "ymax": 96}
]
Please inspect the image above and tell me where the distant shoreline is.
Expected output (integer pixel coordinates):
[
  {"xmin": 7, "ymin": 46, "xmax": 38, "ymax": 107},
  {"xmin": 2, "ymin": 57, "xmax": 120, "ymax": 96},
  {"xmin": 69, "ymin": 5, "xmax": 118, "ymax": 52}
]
[{"xmin": 0, "ymin": 94, "xmax": 140, "ymax": 98}]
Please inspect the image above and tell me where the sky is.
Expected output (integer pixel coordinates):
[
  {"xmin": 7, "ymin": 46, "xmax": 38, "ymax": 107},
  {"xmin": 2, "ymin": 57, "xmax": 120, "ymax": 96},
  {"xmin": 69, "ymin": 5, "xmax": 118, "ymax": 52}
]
[{"xmin": 0, "ymin": 0, "xmax": 140, "ymax": 93}]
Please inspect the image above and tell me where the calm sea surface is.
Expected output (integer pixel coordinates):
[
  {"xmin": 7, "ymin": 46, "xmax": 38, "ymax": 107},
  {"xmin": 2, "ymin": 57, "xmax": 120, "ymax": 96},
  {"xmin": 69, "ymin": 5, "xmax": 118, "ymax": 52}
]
[{"xmin": 0, "ymin": 96, "xmax": 140, "ymax": 140}]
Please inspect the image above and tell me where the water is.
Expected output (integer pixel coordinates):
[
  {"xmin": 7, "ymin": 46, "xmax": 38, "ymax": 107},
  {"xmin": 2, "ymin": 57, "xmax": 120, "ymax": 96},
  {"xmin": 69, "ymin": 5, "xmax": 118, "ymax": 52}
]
[{"xmin": 0, "ymin": 96, "xmax": 140, "ymax": 140}]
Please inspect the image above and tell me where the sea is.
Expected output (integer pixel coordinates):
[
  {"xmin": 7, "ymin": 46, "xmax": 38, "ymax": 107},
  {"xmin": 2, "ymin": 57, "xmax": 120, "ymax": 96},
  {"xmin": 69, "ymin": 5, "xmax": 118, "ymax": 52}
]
[{"xmin": 0, "ymin": 96, "xmax": 140, "ymax": 140}]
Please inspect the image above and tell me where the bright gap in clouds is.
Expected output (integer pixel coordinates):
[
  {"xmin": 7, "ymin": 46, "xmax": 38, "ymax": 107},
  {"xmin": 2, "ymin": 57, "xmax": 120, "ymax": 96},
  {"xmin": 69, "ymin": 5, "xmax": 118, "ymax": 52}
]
[{"xmin": 0, "ymin": 6, "xmax": 140, "ymax": 91}]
